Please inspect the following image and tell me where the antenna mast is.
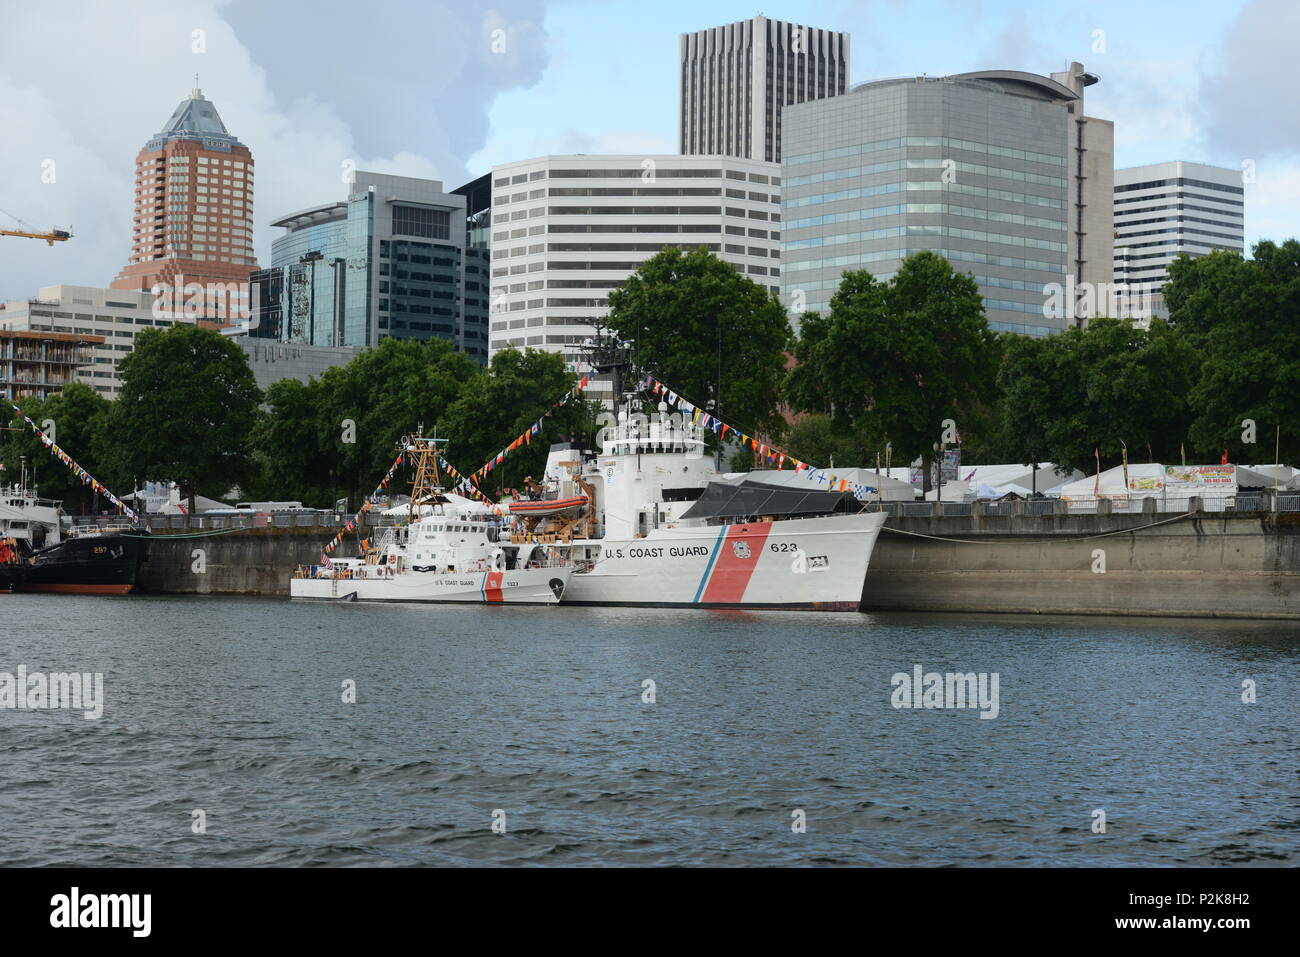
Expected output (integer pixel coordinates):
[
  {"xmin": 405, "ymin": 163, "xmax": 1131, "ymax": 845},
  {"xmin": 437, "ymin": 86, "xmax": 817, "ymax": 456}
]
[{"xmin": 401, "ymin": 426, "xmax": 448, "ymax": 524}]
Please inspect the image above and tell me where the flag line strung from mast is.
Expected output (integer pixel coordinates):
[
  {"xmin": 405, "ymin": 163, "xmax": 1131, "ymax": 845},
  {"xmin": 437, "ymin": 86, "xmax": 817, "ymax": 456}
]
[
  {"xmin": 8, "ymin": 401, "xmax": 139, "ymax": 521},
  {"xmin": 470, "ymin": 374, "xmax": 591, "ymax": 483},
  {"xmin": 324, "ymin": 449, "xmax": 404, "ymax": 554},
  {"xmin": 437, "ymin": 455, "xmax": 503, "ymax": 516},
  {"xmin": 640, "ymin": 375, "xmax": 879, "ymax": 499}
]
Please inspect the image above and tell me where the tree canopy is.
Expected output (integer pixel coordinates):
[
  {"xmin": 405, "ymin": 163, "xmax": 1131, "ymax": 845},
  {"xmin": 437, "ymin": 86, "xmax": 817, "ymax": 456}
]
[
  {"xmin": 995, "ymin": 317, "xmax": 1197, "ymax": 473},
  {"xmin": 604, "ymin": 246, "xmax": 792, "ymax": 438},
  {"xmin": 244, "ymin": 341, "xmax": 594, "ymax": 508},
  {"xmin": 1164, "ymin": 239, "xmax": 1300, "ymax": 461},
  {"xmin": 785, "ymin": 251, "xmax": 998, "ymax": 485},
  {"xmin": 1, "ymin": 383, "xmax": 111, "ymax": 511},
  {"xmin": 96, "ymin": 324, "xmax": 262, "ymax": 513}
]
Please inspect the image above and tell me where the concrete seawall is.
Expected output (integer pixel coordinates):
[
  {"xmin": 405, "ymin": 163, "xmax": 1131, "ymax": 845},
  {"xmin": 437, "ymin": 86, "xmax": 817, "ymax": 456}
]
[
  {"xmin": 136, "ymin": 527, "xmax": 331, "ymax": 597},
  {"xmin": 134, "ymin": 511, "xmax": 1300, "ymax": 619},
  {"xmin": 861, "ymin": 511, "xmax": 1300, "ymax": 619}
]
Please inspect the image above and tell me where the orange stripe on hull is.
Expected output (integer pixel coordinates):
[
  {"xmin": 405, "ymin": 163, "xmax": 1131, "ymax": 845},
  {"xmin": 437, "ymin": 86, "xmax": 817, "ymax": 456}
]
[
  {"xmin": 20, "ymin": 583, "xmax": 134, "ymax": 595},
  {"xmin": 701, "ymin": 524, "xmax": 773, "ymax": 604}
]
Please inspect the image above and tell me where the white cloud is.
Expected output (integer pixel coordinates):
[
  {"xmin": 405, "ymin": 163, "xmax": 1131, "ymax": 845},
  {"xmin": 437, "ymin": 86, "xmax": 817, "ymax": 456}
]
[
  {"xmin": 1197, "ymin": 0, "xmax": 1300, "ymax": 161},
  {"xmin": 0, "ymin": 0, "xmax": 548, "ymax": 299},
  {"xmin": 1241, "ymin": 160, "xmax": 1300, "ymax": 247}
]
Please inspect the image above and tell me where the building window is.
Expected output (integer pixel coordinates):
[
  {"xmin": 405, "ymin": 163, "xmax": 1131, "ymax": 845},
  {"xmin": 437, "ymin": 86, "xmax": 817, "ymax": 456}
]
[{"xmin": 392, "ymin": 204, "xmax": 451, "ymax": 240}]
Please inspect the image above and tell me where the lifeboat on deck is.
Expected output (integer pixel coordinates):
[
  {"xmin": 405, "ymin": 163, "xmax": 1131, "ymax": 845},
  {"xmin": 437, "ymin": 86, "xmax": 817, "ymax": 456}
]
[{"xmin": 507, "ymin": 495, "xmax": 588, "ymax": 518}]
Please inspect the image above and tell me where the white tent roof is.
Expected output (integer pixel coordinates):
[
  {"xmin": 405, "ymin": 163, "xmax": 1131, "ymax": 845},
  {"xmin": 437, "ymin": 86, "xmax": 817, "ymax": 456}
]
[
  {"xmin": 1053, "ymin": 463, "xmax": 1168, "ymax": 498},
  {"xmin": 122, "ymin": 488, "xmax": 228, "ymax": 513},
  {"xmin": 1050, "ymin": 463, "xmax": 1254, "ymax": 498},
  {"xmin": 1236, "ymin": 464, "xmax": 1298, "ymax": 487},
  {"xmin": 725, "ymin": 468, "xmax": 917, "ymax": 501},
  {"xmin": 380, "ymin": 491, "xmax": 494, "ymax": 517}
]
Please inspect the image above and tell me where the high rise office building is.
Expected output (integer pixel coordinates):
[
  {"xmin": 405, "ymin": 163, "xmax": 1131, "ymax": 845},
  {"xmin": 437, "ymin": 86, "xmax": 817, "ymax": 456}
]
[
  {"xmin": 1051, "ymin": 62, "xmax": 1115, "ymax": 308},
  {"xmin": 249, "ymin": 171, "xmax": 484, "ymax": 358},
  {"xmin": 780, "ymin": 67, "xmax": 1113, "ymax": 335},
  {"xmin": 111, "ymin": 84, "xmax": 259, "ymax": 313},
  {"xmin": 1113, "ymin": 160, "xmax": 1245, "ymax": 316},
  {"xmin": 679, "ymin": 16, "xmax": 849, "ymax": 163},
  {"xmin": 487, "ymin": 154, "xmax": 782, "ymax": 396},
  {"xmin": 451, "ymin": 173, "xmax": 493, "ymax": 364}
]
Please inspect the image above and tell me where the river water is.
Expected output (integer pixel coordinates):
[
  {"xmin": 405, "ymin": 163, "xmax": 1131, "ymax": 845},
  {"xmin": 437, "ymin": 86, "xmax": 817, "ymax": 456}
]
[{"xmin": 2, "ymin": 594, "xmax": 1297, "ymax": 866}]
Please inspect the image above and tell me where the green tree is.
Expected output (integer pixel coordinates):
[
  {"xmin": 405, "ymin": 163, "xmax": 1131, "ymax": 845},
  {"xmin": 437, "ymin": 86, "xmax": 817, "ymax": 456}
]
[
  {"xmin": 247, "ymin": 337, "xmax": 480, "ymax": 509},
  {"xmin": 782, "ymin": 413, "xmax": 867, "ymax": 469},
  {"xmin": 316, "ymin": 337, "xmax": 480, "ymax": 507},
  {"xmin": 604, "ymin": 246, "xmax": 792, "ymax": 438},
  {"xmin": 1164, "ymin": 239, "xmax": 1300, "ymax": 461},
  {"xmin": 1, "ymin": 384, "xmax": 112, "ymax": 510},
  {"xmin": 996, "ymin": 317, "xmax": 1198, "ymax": 473},
  {"xmin": 97, "ymin": 324, "xmax": 262, "ymax": 514},
  {"xmin": 442, "ymin": 347, "xmax": 597, "ymax": 494},
  {"xmin": 244, "ymin": 376, "xmax": 334, "ymax": 506},
  {"xmin": 785, "ymin": 251, "xmax": 998, "ymax": 488}
]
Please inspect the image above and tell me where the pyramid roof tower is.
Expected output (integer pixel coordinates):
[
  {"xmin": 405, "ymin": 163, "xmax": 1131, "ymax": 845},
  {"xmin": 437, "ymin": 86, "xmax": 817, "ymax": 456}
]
[
  {"xmin": 145, "ymin": 82, "xmax": 244, "ymax": 151},
  {"xmin": 110, "ymin": 80, "xmax": 258, "ymax": 301}
]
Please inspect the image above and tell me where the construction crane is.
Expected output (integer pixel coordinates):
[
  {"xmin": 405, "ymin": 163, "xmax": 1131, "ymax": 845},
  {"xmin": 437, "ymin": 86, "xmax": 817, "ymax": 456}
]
[{"xmin": 0, "ymin": 208, "xmax": 72, "ymax": 245}]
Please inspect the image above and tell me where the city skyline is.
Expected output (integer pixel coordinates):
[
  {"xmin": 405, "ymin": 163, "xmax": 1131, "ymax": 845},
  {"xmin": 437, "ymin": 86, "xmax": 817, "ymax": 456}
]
[{"xmin": 0, "ymin": 0, "xmax": 1295, "ymax": 301}]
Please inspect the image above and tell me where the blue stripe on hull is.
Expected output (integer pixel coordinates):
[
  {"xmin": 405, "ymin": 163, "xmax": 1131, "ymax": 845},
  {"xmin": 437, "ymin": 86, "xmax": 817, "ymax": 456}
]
[{"xmin": 691, "ymin": 525, "xmax": 729, "ymax": 603}]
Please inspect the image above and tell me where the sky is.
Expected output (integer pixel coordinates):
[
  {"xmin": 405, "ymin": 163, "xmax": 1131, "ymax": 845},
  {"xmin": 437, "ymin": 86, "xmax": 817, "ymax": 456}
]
[{"xmin": 0, "ymin": 0, "xmax": 1295, "ymax": 301}]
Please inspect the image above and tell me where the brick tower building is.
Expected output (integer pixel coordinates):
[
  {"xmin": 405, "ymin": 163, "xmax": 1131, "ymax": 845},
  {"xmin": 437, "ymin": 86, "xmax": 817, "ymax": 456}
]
[{"xmin": 111, "ymin": 83, "xmax": 259, "ymax": 322}]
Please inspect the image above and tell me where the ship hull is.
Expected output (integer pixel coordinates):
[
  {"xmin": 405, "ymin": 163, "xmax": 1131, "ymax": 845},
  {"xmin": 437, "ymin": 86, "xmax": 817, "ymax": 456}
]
[
  {"xmin": 290, "ymin": 566, "xmax": 571, "ymax": 604},
  {"xmin": 18, "ymin": 533, "xmax": 145, "ymax": 596},
  {"xmin": 562, "ymin": 512, "xmax": 886, "ymax": 610},
  {"xmin": 0, "ymin": 564, "xmax": 27, "ymax": 592}
]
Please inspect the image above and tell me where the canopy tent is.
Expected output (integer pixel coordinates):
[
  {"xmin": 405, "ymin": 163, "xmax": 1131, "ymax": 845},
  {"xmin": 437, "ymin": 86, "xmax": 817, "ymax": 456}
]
[
  {"xmin": 121, "ymin": 487, "xmax": 228, "ymax": 513},
  {"xmin": 1051, "ymin": 463, "xmax": 1169, "ymax": 500},
  {"xmin": 1048, "ymin": 463, "xmax": 1251, "ymax": 502},
  {"xmin": 726, "ymin": 468, "xmax": 916, "ymax": 501},
  {"xmin": 884, "ymin": 462, "xmax": 1080, "ymax": 497},
  {"xmin": 380, "ymin": 491, "xmax": 494, "ymax": 517},
  {"xmin": 680, "ymin": 480, "xmax": 859, "ymax": 522},
  {"xmin": 973, "ymin": 482, "xmax": 1032, "ymax": 499},
  {"xmin": 1234, "ymin": 464, "xmax": 1299, "ymax": 488},
  {"xmin": 957, "ymin": 463, "xmax": 1080, "ymax": 491}
]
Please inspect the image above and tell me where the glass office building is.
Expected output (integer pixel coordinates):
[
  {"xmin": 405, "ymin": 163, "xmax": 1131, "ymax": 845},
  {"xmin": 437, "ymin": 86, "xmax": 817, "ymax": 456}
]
[
  {"xmin": 250, "ymin": 172, "xmax": 483, "ymax": 359},
  {"xmin": 780, "ymin": 72, "xmax": 1087, "ymax": 336},
  {"xmin": 452, "ymin": 173, "xmax": 492, "ymax": 364}
]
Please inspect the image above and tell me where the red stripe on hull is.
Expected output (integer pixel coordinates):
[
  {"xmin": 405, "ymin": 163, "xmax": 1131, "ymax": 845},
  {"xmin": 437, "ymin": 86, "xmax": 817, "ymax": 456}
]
[
  {"xmin": 483, "ymin": 571, "xmax": 504, "ymax": 603},
  {"xmin": 700, "ymin": 524, "xmax": 773, "ymax": 604},
  {"xmin": 20, "ymin": 583, "xmax": 134, "ymax": 595}
]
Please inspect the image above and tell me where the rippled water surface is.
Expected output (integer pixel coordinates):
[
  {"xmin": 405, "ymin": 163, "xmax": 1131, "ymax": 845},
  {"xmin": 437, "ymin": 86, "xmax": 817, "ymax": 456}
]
[{"xmin": 2, "ymin": 594, "xmax": 1297, "ymax": 866}]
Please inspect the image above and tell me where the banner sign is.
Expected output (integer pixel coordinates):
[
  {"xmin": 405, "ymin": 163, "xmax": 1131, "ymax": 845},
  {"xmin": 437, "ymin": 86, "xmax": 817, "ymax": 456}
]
[{"xmin": 1165, "ymin": 465, "xmax": 1235, "ymax": 487}]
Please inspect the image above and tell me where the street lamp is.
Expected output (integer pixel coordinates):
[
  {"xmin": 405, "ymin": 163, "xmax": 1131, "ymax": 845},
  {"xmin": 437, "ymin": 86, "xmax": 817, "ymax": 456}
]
[{"xmin": 933, "ymin": 441, "xmax": 945, "ymax": 505}]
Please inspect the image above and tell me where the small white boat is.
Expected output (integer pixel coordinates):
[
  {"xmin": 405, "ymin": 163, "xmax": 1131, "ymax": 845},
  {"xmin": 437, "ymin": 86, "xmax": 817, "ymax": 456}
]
[{"xmin": 290, "ymin": 434, "xmax": 572, "ymax": 604}]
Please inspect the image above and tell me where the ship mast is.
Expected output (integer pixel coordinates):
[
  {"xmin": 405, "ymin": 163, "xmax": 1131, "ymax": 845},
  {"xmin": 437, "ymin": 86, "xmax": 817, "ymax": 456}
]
[
  {"xmin": 584, "ymin": 324, "xmax": 635, "ymax": 415},
  {"xmin": 402, "ymin": 427, "xmax": 448, "ymax": 524}
]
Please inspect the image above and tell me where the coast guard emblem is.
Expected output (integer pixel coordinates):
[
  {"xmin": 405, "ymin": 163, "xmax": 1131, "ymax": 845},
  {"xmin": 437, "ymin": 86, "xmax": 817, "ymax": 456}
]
[{"xmin": 732, "ymin": 540, "xmax": 752, "ymax": 559}]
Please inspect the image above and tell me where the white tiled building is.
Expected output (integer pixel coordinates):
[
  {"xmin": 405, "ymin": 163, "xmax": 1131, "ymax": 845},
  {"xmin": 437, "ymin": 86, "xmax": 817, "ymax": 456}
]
[
  {"xmin": 0, "ymin": 285, "xmax": 195, "ymax": 397},
  {"xmin": 1113, "ymin": 161, "xmax": 1245, "ymax": 317},
  {"xmin": 488, "ymin": 154, "xmax": 783, "ymax": 395}
]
